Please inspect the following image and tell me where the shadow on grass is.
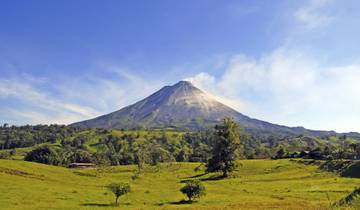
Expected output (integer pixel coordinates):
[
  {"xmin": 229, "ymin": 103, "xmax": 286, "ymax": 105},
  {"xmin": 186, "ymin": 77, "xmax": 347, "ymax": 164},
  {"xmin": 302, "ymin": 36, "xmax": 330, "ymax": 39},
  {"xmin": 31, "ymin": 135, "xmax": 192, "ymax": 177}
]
[
  {"xmin": 169, "ymin": 200, "xmax": 196, "ymax": 205},
  {"xmin": 181, "ymin": 174, "xmax": 225, "ymax": 183},
  {"xmin": 199, "ymin": 175, "xmax": 225, "ymax": 181},
  {"xmin": 156, "ymin": 199, "xmax": 196, "ymax": 206},
  {"xmin": 81, "ymin": 203, "xmax": 112, "ymax": 207},
  {"xmin": 184, "ymin": 173, "xmax": 207, "ymax": 179},
  {"xmin": 81, "ymin": 202, "xmax": 131, "ymax": 207}
]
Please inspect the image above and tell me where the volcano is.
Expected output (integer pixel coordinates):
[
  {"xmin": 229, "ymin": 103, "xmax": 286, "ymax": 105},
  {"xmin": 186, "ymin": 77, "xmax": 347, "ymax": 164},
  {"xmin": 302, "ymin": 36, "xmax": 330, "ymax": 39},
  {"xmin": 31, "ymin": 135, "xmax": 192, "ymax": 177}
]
[{"xmin": 72, "ymin": 81, "xmax": 347, "ymax": 137}]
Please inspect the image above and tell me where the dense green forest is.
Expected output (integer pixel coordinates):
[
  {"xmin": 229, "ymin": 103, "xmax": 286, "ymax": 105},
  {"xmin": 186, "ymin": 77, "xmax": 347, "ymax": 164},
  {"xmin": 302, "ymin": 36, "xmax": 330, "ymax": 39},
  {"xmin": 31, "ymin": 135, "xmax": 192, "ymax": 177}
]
[{"xmin": 0, "ymin": 123, "xmax": 359, "ymax": 167}]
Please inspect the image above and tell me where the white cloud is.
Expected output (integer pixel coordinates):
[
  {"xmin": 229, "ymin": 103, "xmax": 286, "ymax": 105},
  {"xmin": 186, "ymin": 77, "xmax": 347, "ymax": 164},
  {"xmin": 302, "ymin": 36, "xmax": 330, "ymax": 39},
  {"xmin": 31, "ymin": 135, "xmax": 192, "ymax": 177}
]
[
  {"xmin": 185, "ymin": 0, "xmax": 359, "ymax": 132},
  {"xmin": 7, "ymin": 110, "xmax": 82, "ymax": 125},
  {"xmin": 294, "ymin": 0, "xmax": 334, "ymax": 30},
  {"xmin": 55, "ymin": 65, "xmax": 164, "ymax": 112},
  {"xmin": 185, "ymin": 72, "xmax": 216, "ymax": 90},
  {"xmin": 187, "ymin": 47, "xmax": 360, "ymax": 132},
  {"xmin": 2, "ymin": 52, "xmax": 359, "ymax": 132},
  {"xmin": 0, "ymin": 65, "xmax": 165, "ymax": 125},
  {"xmin": 185, "ymin": 72, "xmax": 246, "ymax": 111},
  {"xmin": 0, "ymin": 74, "xmax": 101, "ymax": 124}
]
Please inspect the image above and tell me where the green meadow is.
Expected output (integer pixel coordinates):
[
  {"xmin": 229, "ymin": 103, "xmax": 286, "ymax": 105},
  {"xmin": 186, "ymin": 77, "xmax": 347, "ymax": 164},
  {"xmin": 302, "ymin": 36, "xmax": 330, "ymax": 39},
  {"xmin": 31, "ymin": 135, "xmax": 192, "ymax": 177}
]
[{"xmin": 0, "ymin": 159, "xmax": 359, "ymax": 210}]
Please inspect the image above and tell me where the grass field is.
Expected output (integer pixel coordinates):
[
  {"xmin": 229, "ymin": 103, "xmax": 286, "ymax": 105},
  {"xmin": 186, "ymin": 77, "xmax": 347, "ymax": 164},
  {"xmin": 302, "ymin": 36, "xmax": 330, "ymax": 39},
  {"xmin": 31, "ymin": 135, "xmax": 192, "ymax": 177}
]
[{"xmin": 0, "ymin": 159, "xmax": 359, "ymax": 210}]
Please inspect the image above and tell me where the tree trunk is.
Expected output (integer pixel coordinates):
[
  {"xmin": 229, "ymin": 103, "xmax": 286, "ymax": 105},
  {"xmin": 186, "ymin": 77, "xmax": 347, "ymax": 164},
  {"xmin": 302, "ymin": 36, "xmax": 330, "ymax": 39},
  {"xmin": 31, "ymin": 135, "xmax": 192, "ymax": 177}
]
[
  {"xmin": 115, "ymin": 196, "xmax": 119, "ymax": 206},
  {"xmin": 187, "ymin": 195, "xmax": 192, "ymax": 202},
  {"xmin": 223, "ymin": 170, "xmax": 228, "ymax": 178}
]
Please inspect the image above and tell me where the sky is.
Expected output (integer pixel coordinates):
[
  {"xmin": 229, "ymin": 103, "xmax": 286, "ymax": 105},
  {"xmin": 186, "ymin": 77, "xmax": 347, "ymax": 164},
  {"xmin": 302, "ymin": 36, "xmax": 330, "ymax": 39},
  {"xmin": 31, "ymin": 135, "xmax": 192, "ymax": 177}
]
[{"xmin": 1, "ymin": 0, "xmax": 360, "ymax": 132}]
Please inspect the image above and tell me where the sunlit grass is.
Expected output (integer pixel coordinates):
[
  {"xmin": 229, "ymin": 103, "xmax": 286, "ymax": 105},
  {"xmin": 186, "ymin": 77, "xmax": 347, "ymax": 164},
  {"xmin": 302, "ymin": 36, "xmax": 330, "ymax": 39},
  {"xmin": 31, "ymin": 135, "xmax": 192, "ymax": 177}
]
[{"xmin": 0, "ymin": 159, "xmax": 359, "ymax": 209}]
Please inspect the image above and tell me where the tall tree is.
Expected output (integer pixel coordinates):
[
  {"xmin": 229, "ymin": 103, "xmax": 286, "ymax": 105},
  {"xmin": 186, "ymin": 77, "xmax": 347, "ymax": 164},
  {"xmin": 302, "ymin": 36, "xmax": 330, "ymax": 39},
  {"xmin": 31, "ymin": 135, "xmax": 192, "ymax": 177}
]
[{"xmin": 206, "ymin": 117, "xmax": 242, "ymax": 177}]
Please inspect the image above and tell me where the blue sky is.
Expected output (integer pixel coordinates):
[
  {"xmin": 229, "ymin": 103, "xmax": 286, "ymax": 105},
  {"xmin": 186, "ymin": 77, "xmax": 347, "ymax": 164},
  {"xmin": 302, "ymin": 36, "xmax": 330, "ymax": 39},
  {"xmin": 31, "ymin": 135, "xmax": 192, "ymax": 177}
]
[{"xmin": 1, "ymin": 0, "xmax": 360, "ymax": 132}]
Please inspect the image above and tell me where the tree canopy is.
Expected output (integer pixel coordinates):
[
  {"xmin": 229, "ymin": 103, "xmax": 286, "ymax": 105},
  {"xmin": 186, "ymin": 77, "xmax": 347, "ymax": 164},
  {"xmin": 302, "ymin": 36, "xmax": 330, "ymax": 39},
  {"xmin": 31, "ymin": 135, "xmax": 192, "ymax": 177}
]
[
  {"xmin": 180, "ymin": 180, "xmax": 206, "ymax": 201},
  {"xmin": 206, "ymin": 117, "xmax": 242, "ymax": 177},
  {"xmin": 107, "ymin": 182, "xmax": 131, "ymax": 205}
]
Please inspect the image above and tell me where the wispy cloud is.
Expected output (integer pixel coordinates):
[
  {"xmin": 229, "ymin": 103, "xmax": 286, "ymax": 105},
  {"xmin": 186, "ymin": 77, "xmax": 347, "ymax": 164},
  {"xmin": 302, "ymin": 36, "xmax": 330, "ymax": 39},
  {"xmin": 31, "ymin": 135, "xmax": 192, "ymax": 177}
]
[
  {"xmin": 0, "ymin": 67, "xmax": 163, "ymax": 125},
  {"xmin": 187, "ymin": 47, "xmax": 360, "ymax": 132},
  {"xmin": 0, "ymin": 74, "xmax": 101, "ymax": 124},
  {"xmin": 294, "ymin": 0, "xmax": 334, "ymax": 30}
]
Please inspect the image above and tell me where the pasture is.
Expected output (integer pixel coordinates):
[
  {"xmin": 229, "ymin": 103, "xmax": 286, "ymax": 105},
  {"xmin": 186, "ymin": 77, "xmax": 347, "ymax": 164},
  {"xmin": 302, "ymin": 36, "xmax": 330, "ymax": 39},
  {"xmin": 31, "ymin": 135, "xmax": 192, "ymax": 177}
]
[{"xmin": 0, "ymin": 159, "xmax": 359, "ymax": 210}]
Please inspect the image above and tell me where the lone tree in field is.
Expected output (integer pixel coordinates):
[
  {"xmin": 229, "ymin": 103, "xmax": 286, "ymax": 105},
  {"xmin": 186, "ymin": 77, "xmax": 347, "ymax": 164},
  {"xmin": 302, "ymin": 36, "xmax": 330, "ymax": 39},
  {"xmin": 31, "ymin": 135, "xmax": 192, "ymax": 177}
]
[
  {"xmin": 206, "ymin": 117, "xmax": 242, "ymax": 177},
  {"xmin": 107, "ymin": 183, "xmax": 130, "ymax": 206},
  {"xmin": 180, "ymin": 180, "xmax": 206, "ymax": 202}
]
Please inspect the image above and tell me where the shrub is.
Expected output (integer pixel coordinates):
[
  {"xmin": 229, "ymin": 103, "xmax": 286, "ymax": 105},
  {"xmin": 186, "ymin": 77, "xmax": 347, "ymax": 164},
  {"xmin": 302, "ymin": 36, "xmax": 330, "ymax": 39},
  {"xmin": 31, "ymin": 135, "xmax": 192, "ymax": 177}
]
[
  {"xmin": 107, "ymin": 182, "xmax": 131, "ymax": 206},
  {"xmin": 69, "ymin": 150, "xmax": 93, "ymax": 163},
  {"xmin": 0, "ymin": 149, "xmax": 16, "ymax": 159},
  {"xmin": 0, "ymin": 151, "xmax": 11, "ymax": 159},
  {"xmin": 24, "ymin": 146, "xmax": 61, "ymax": 166},
  {"xmin": 336, "ymin": 187, "xmax": 360, "ymax": 206},
  {"xmin": 180, "ymin": 180, "xmax": 206, "ymax": 202},
  {"xmin": 340, "ymin": 162, "xmax": 360, "ymax": 178}
]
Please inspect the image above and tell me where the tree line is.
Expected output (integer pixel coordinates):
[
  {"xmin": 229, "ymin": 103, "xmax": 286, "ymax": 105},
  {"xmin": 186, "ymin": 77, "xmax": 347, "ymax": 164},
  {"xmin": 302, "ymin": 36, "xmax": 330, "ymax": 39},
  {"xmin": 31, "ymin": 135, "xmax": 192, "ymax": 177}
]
[{"xmin": 1, "ymin": 121, "xmax": 359, "ymax": 165}]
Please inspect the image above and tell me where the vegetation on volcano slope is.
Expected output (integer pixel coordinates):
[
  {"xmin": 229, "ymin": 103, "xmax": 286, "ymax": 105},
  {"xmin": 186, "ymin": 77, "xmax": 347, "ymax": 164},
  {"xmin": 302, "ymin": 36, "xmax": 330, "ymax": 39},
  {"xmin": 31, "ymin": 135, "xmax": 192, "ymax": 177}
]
[
  {"xmin": 2, "ymin": 124, "xmax": 360, "ymax": 166},
  {"xmin": 0, "ymin": 159, "xmax": 360, "ymax": 210}
]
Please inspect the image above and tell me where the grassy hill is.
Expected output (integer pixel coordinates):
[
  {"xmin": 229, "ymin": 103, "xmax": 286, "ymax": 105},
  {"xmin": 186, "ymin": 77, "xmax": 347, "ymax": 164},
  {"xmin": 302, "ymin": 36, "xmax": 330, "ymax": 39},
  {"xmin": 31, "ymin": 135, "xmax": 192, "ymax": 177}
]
[{"xmin": 0, "ymin": 159, "xmax": 359, "ymax": 210}]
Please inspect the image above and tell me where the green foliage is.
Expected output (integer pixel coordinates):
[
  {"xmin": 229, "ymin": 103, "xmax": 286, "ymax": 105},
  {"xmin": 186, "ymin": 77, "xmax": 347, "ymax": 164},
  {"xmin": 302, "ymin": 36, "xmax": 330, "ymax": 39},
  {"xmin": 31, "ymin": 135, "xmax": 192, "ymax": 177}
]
[
  {"xmin": 107, "ymin": 182, "xmax": 131, "ymax": 205},
  {"xmin": 0, "ymin": 149, "xmax": 16, "ymax": 160},
  {"xmin": 316, "ymin": 160, "xmax": 360, "ymax": 178},
  {"xmin": 336, "ymin": 187, "xmax": 360, "ymax": 207},
  {"xmin": 24, "ymin": 146, "xmax": 62, "ymax": 166},
  {"xmin": 341, "ymin": 162, "xmax": 360, "ymax": 178},
  {"xmin": 68, "ymin": 150, "xmax": 93, "ymax": 163},
  {"xmin": 180, "ymin": 180, "xmax": 206, "ymax": 201},
  {"xmin": 0, "ymin": 151, "xmax": 11, "ymax": 159},
  {"xmin": 183, "ymin": 131, "xmax": 212, "ymax": 162},
  {"xmin": 0, "ymin": 124, "xmax": 80, "ymax": 149},
  {"xmin": 275, "ymin": 147, "xmax": 286, "ymax": 159},
  {"xmin": 2, "ymin": 124, "xmax": 360, "ymax": 168},
  {"xmin": 206, "ymin": 117, "xmax": 242, "ymax": 177}
]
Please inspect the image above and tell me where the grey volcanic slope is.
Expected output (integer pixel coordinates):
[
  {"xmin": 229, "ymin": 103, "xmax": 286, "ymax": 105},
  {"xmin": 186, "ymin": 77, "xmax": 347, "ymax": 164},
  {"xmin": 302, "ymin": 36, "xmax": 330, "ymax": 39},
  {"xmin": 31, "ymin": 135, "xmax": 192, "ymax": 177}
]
[
  {"xmin": 72, "ymin": 81, "xmax": 246, "ymax": 130},
  {"xmin": 71, "ymin": 81, "xmax": 355, "ymax": 137}
]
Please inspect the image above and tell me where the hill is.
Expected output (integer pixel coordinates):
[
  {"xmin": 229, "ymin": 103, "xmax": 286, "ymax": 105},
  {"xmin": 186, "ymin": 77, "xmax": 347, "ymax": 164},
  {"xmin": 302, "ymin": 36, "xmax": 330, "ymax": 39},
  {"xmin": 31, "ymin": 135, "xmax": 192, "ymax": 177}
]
[
  {"xmin": 71, "ymin": 81, "xmax": 360, "ymax": 139},
  {"xmin": 1, "ymin": 159, "xmax": 359, "ymax": 210}
]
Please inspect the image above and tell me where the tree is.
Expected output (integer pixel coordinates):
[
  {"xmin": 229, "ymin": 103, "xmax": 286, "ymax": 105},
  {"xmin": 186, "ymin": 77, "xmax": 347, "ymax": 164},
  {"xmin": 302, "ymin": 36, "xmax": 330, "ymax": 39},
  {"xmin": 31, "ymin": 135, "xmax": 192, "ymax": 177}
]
[
  {"xmin": 308, "ymin": 147, "xmax": 323, "ymax": 159},
  {"xmin": 107, "ymin": 183, "xmax": 130, "ymax": 206},
  {"xmin": 24, "ymin": 145, "xmax": 62, "ymax": 165},
  {"xmin": 9, "ymin": 148, "xmax": 16, "ymax": 156},
  {"xmin": 180, "ymin": 180, "xmax": 206, "ymax": 202},
  {"xmin": 69, "ymin": 149, "xmax": 93, "ymax": 163},
  {"xmin": 135, "ymin": 139, "xmax": 174, "ymax": 168},
  {"xmin": 206, "ymin": 117, "xmax": 242, "ymax": 177},
  {"xmin": 355, "ymin": 143, "xmax": 360, "ymax": 160},
  {"xmin": 275, "ymin": 147, "xmax": 286, "ymax": 159}
]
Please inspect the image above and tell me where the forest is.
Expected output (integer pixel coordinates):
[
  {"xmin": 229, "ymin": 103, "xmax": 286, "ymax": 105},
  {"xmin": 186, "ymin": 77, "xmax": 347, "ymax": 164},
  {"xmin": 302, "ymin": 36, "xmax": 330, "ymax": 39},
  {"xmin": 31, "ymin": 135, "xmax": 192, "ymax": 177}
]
[{"xmin": 1, "ymin": 122, "xmax": 359, "ymax": 167}]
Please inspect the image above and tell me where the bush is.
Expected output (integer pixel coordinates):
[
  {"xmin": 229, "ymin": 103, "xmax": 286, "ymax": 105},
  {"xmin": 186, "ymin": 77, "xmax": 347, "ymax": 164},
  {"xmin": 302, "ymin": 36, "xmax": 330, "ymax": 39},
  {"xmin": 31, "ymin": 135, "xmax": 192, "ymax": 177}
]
[
  {"xmin": 24, "ymin": 146, "xmax": 62, "ymax": 166},
  {"xmin": 0, "ymin": 151, "xmax": 11, "ymax": 159},
  {"xmin": 107, "ymin": 182, "xmax": 131, "ymax": 206},
  {"xmin": 340, "ymin": 162, "xmax": 360, "ymax": 178},
  {"xmin": 180, "ymin": 180, "xmax": 206, "ymax": 202},
  {"xmin": 69, "ymin": 150, "xmax": 93, "ymax": 163},
  {"xmin": 336, "ymin": 187, "xmax": 360, "ymax": 206},
  {"xmin": 0, "ymin": 149, "xmax": 16, "ymax": 159}
]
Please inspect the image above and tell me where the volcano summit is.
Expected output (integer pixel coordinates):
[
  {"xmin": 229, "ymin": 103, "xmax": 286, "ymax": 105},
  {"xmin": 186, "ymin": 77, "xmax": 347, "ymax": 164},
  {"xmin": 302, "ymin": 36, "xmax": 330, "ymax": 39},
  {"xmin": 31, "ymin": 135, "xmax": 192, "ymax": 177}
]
[{"xmin": 72, "ymin": 81, "xmax": 350, "ymax": 138}]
